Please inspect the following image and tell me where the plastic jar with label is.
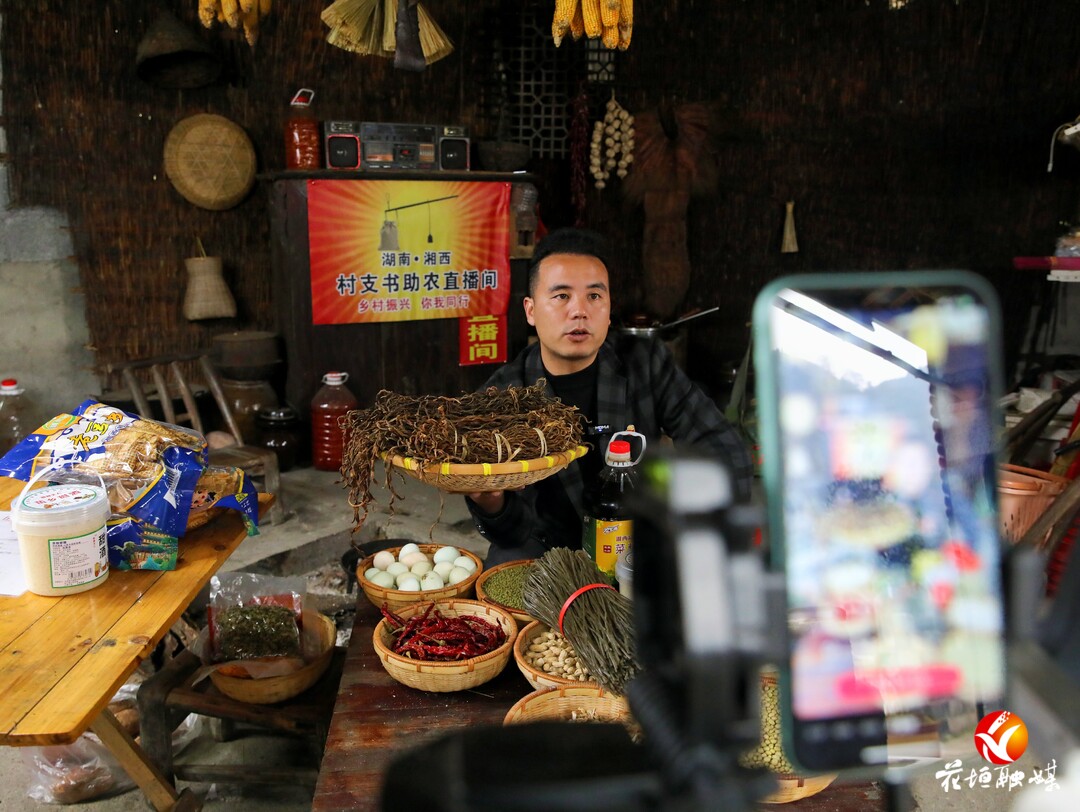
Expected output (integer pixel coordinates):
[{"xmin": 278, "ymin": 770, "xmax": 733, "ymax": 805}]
[{"xmin": 12, "ymin": 482, "xmax": 110, "ymax": 596}]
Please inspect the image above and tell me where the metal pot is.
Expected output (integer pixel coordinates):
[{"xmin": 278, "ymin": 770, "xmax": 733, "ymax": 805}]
[{"xmin": 614, "ymin": 306, "xmax": 720, "ymax": 339}]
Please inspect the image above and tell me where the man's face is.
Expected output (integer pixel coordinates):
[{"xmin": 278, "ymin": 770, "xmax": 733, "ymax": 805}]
[{"xmin": 524, "ymin": 253, "xmax": 611, "ymax": 375}]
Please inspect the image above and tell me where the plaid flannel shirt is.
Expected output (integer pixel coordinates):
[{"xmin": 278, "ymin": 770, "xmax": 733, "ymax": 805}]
[{"xmin": 468, "ymin": 335, "xmax": 754, "ymax": 563}]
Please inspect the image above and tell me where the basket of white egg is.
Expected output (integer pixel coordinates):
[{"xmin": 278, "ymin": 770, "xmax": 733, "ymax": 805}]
[{"xmin": 355, "ymin": 543, "xmax": 484, "ymax": 612}]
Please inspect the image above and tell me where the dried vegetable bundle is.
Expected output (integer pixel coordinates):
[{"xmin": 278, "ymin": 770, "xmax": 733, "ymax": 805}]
[
  {"xmin": 523, "ymin": 548, "xmax": 639, "ymax": 695},
  {"xmin": 340, "ymin": 382, "xmax": 584, "ymax": 529},
  {"xmin": 321, "ymin": 0, "xmax": 454, "ymax": 65}
]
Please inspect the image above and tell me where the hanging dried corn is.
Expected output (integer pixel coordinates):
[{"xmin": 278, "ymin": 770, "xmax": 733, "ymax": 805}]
[
  {"xmin": 553, "ymin": 0, "xmax": 631, "ymax": 50},
  {"xmin": 198, "ymin": 0, "xmax": 272, "ymax": 47},
  {"xmin": 589, "ymin": 93, "xmax": 635, "ymax": 190}
]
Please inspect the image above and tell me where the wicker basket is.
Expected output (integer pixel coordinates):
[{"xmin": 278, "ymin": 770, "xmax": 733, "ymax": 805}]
[
  {"xmin": 503, "ymin": 684, "xmax": 631, "ymax": 726},
  {"xmin": 208, "ymin": 612, "xmax": 337, "ymax": 705},
  {"xmin": 756, "ymin": 672, "xmax": 838, "ymax": 803},
  {"xmin": 386, "ymin": 445, "xmax": 588, "ymax": 494},
  {"xmin": 372, "ymin": 599, "xmax": 516, "ymax": 692},
  {"xmin": 356, "ymin": 544, "xmax": 483, "ymax": 612},
  {"xmin": 164, "ymin": 114, "xmax": 256, "ymax": 211},
  {"xmin": 513, "ymin": 620, "xmax": 596, "ymax": 691},
  {"xmin": 998, "ymin": 463, "xmax": 1070, "ymax": 545},
  {"xmin": 761, "ymin": 774, "xmax": 839, "ymax": 805},
  {"xmin": 475, "ymin": 559, "xmax": 537, "ymax": 626}
]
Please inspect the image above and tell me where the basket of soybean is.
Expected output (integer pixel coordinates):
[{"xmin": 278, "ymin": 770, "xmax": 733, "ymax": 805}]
[
  {"xmin": 739, "ymin": 670, "xmax": 837, "ymax": 803},
  {"xmin": 475, "ymin": 559, "xmax": 537, "ymax": 627}
]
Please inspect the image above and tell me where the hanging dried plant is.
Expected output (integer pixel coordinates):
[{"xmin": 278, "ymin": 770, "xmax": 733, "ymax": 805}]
[{"xmin": 340, "ymin": 382, "xmax": 584, "ymax": 529}]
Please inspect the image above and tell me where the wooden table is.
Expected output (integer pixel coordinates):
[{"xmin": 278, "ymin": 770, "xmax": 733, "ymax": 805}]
[
  {"xmin": 311, "ymin": 598, "xmax": 533, "ymax": 811},
  {"xmin": 313, "ymin": 598, "xmax": 889, "ymax": 812},
  {"xmin": 0, "ymin": 476, "xmax": 272, "ymax": 811}
]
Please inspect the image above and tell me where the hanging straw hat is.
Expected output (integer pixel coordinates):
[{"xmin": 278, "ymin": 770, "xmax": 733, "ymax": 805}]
[{"xmin": 136, "ymin": 9, "xmax": 222, "ymax": 89}]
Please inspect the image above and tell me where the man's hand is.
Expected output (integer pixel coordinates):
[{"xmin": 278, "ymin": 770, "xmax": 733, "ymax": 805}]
[{"xmin": 466, "ymin": 490, "xmax": 506, "ymax": 516}]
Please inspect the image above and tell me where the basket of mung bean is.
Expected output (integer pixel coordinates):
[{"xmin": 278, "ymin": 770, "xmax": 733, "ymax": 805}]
[
  {"xmin": 513, "ymin": 620, "xmax": 595, "ymax": 690},
  {"xmin": 475, "ymin": 559, "xmax": 536, "ymax": 626}
]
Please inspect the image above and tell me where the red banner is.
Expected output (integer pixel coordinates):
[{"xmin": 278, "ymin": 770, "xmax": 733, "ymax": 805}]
[
  {"xmin": 308, "ymin": 179, "xmax": 511, "ymax": 324},
  {"xmin": 459, "ymin": 314, "xmax": 508, "ymax": 366}
]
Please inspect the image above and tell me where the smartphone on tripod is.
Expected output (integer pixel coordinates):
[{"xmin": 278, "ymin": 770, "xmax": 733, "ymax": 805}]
[{"xmin": 753, "ymin": 271, "xmax": 1007, "ymax": 773}]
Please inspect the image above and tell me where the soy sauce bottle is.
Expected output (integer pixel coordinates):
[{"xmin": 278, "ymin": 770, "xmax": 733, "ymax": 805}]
[{"xmin": 582, "ymin": 429, "xmax": 646, "ymax": 578}]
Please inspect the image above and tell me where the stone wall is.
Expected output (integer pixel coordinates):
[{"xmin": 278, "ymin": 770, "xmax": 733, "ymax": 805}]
[{"xmin": 0, "ymin": 14, "xmax": 98, "ymax": 430}]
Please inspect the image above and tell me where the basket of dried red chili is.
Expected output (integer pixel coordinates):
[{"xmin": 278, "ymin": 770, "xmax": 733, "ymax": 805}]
[{"xmin": 372, "ymin": 599, "xmax": 517, "ymax": 692}]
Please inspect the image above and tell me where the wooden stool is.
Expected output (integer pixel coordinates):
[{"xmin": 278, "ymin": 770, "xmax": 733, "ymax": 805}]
[{"xmin": 137, "ymin": 648, "xmax": 345, "ymax": 788}]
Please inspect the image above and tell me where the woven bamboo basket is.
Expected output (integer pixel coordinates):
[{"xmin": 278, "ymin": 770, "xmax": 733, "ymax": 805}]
[
  {"xmin": 386, "ymin": 445, "xmax": 589, "ymax": 494},
  {"xmin": 998, "ymin": 463, "xmax": 1070, "ymax": 545},
  {"xmin": 372, "ymin": 599, "xmax": 517, "ymax": 692},
  {"xmin": 163, "ymin": 113, "xmax": 256, "ymax": 211},
  {"xmin": 756, "ymin": 672, "xmax": 838, "ymax": 804},
  {"xmin": 356, "ymin": 544, "xmax": 483, "ymax": 612},
  {"xmin": 475, "ymin": 559, "xmax": 537, "ymax": 626},
  {"xmin": 208, "ymin": 612, "xmax": 337, "ymax": 705},
  {"xmin": 503, "ymin": 685, "xmax": 631, "ymax": 726},
  {"xmin": 513, "ymin": 620, "xmax": 595, "ymax": 691}
]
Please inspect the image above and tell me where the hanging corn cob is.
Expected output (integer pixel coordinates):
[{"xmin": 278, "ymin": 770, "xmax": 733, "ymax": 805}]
[
  {"xmin": 554, "ymin": 0, "xmax": 631, "ymax": 50},
  {"xmin": 198, "ymin": 0, "xmax": 273, "ymax": 47}
]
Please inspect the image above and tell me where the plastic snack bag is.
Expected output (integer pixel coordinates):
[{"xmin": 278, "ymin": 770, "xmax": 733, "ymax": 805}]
[{"xmin": 0, "ymin": 399, "xmax": 206, "ymax": 537}]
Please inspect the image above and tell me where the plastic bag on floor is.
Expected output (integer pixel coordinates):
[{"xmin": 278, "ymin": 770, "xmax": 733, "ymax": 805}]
[
  {"xmin": 21, "ymin": 732, "xmax": 135, "ymax": 804},
  {"xmin": 20, "ymin": 682, "xmax": 202, "ymax": 804}
]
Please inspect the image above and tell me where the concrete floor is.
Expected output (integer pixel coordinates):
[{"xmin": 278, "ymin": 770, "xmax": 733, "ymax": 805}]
[{"xmin": 0, "ymin": 465, "xmax": 1068, "ymax": 811}]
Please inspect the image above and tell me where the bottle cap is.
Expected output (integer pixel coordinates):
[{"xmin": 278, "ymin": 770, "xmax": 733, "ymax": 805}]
[
  {"xmin": 1, "ymin": 378, "xmax": 23, "ymax": 395},
  {"xmin": 322, "ymin": 372, "xmax": 349, "ymax": 385},
  {"xmin": 290, "ymin": 88, "xmax": 315, "ymax": 107},
  {"xmin": 608, "ymin": 440, "xmax": 631, "ymax": 455}
]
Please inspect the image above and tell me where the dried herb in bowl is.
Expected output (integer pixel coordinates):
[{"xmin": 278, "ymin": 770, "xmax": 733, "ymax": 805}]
[{"xmin": 215, "ymin": 604, "xmax": 302, "ymax": 661}]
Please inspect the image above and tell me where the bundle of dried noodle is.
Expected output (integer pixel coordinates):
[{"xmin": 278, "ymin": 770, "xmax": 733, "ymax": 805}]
[{"xmin": 340, "ymin": 381, "xmax": 583, "ymax": 529}]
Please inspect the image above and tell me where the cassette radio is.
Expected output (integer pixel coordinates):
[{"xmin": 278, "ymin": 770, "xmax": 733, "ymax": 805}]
[{"xmin": 323, "ymin": 121, "xmax": 469, "ymax": 171}]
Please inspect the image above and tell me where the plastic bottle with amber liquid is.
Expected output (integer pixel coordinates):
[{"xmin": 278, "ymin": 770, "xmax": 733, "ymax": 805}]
[
  {"xmin": 581, "ymin": 428, "xmax": 646, "ymax": 580},
  {"xmin": 311, "ymin": 372, "xmax": 358, "ymax": 472},
  {"xmin": 284, "ymin": 88, "xmax": 321, "ymax": 170}
]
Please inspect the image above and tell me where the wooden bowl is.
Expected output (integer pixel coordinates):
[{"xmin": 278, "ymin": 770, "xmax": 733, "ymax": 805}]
[
  {"xmin": 513, "ymin": 620, "xmax": 594, "ymax": 691},
  {"xmin": 356, "ymin": 544, "xmax": 483, "ymax": 612},
  {"xmin": 209, "ymin": 612, "xmax": 337, "ymax": 705},
  {"xmin": 372, "ymin": 599, "xmax": 516, "ymax": 692},
  {"xmin": 503, "ymin": 684, "xmax": 631, "ymax": 726},
  {"xmin": 475, "ymin": 559, "xmax": 536, "ymax": 626}
]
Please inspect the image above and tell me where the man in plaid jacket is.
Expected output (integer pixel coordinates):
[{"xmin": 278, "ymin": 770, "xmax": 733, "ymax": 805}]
[{"xmin": 467, "ymin": 228, "xmax": 753, "ymax": 565}]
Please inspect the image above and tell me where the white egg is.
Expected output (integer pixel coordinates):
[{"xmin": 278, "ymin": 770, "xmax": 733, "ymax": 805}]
[
  {"xmin": 433, "ymin": 546, "xmax": 460, "ymax": 564},
  {"xmin": 420, "ymin": 572, "xmax": 445, "ymax": 590},
  {"xmin": 398, "ymin": 543, "xmax": 421, "ymax": 560},
  {"xmin": 397, "ymin": 575, "xmax": 421, "ymax": 591},
  {"xmin": 363, "ymin": 567, "xmax": 382, "ymax": 581},
  {"xmin": 410, "ymin": 561, "xmax": 433, "ymax": 577},
  {"xmin": 452, "ymin": 555, "xmax": 477, "ymax": 574},
  {"xmin": 370, "ymin": 570, "xmax": 396, "ymax": 588},
  {"xmin": 401, "ymin": 551, "xmax": 429, "ymax": 568},
  {"xmin": 433, "ymin": 561, "xmax": 454, "ymax": 579},
  {"xmin": 386, "ymin": 561, "xmax": 409, "ymax": 577},
  {"xmin": 372, "ymin": 550, "xmax": 396, "ymax": 571},
  {"xmin": 448, "ymin": 566, "xmax": 471, "ymax": 585}
]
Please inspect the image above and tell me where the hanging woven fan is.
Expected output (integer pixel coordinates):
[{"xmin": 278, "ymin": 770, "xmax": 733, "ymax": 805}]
[{"xmin": 322, "ymin": 0, "xmax": 453, "ymax": 65}]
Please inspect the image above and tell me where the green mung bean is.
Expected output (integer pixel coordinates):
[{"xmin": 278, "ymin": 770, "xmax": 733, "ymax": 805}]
[{"xmin": 483, "ymin": 564, "xmax": 532, "ymax": 609}]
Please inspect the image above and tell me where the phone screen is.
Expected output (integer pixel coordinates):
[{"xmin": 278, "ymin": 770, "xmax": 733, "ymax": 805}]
[{"xmin": 754, "ymin": 272, "xmax": 1006, "ymax": 772}]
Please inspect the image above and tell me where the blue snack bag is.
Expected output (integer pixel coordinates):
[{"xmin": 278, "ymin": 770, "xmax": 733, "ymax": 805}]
[{"xmin": 0, "ymin": 400, "xmax": 207, "ymax": 537}]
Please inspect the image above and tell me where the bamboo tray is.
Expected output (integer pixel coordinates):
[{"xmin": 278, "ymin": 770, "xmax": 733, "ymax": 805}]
[{"xmin": 386, "ymin": 445, "xmax": 588, "ymax": 493}]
